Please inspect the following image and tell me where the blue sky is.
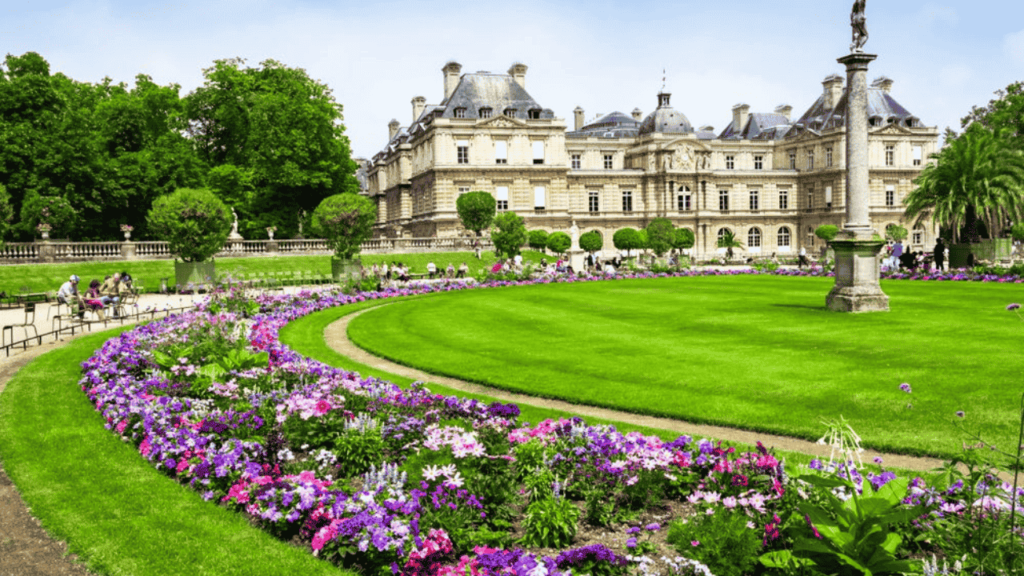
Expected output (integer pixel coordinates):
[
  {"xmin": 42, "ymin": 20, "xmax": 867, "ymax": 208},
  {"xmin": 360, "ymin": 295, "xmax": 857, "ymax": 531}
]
[{"xmin": 5, "ymin": 0, "xmax": 1024, "ymax": 158}]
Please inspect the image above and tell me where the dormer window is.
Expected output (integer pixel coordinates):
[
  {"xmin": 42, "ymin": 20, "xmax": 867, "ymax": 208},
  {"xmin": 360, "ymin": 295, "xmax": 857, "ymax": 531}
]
[
  {"xmin": 528, "ymin": 108, "xmax": 541, "ymax": 120},
  {"xmin": 504, "ymin": 108, "xmax": 517, "ymax": 118},
  {"xmin": 453, "ymin": 108, "xmax": 467, "ymax": 118},
  {"xmin": 479, "ymin": 107, "xmax": 492, "ymax": 119}
]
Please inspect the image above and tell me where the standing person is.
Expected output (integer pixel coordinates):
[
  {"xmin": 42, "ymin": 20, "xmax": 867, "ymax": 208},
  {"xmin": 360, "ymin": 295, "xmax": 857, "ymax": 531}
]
[
  {"xmin": 892, "ymin": 239, "xmax": 904, "ymax": 269},
  {"xmin": 381, "ymin": 262, "xmax": 390, "ymax": 281},
  {"xmin": 798, "ymin": 246, "xmax": 808, "ymax": 269},
  {"xmin": 933, "ymin": 238, "xmax": 945, "ymax": 272},
  {"xmin": 473, "ymin": 240, "xmax": 482, "ymax": 259}
]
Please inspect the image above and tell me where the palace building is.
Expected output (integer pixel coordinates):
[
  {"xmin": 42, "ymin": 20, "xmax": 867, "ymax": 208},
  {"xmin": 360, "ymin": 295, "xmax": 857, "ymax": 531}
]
[{"xmin": 365, "ymin": 62, "xmax": 939, "ymax": 258}]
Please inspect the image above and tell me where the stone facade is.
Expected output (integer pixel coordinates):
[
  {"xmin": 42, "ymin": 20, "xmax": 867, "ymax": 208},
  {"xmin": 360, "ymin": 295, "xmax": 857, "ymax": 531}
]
[{"xmin": 366, "ymin": 62, "xmax": 939, "ymax": 259}]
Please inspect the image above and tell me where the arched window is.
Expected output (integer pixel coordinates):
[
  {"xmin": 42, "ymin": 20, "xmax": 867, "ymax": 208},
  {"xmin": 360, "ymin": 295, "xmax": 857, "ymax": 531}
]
[
  {"xmin": 717, "ymin": 228, "xmax": 732, "ymax": 242},
  {"xmin": 748, "ymin": 227, "xmax": 762, "ymax": 248},
  {"xmin": 777, "ymin": 226, "xmax": 791, "ymax": 247}
]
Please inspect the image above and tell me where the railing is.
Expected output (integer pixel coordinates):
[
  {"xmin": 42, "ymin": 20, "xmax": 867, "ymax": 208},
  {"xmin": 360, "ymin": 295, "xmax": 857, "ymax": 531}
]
[{"xmin": 0, "ymin": 237, "xmax": 494, "ymax": 264}]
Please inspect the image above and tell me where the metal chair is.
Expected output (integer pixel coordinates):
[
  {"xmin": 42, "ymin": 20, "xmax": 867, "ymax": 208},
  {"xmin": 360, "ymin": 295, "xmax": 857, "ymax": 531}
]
[{"xmin": 3, "ymin": 302, "xmax": 39, "ymax": 347}]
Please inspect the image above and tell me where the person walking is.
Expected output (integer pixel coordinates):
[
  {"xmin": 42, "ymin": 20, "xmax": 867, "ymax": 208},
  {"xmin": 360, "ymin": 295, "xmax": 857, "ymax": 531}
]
[
  {"xmin": 892, "ymin": 240, "xmax": 904, "ymax": 269},
  {"xmin": 933, "ymin": 238, "xmax": 945, "ymax": 272},
  {"xmin": 798, "ymin": 246, "xmax": 808, "ymax": 269}
]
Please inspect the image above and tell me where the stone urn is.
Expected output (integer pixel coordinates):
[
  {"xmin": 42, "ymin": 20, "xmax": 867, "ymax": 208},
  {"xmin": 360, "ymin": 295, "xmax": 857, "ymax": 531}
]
[
  {"xmin": 41, "ymin": 231, "xmax": 50, "ymax": 240},
  {"xmin": 268, "ymin": 230, "xmax": 275, "ymax": 240},
  {"xmin": 124, "ymin": 231, "xmax": 131, "ymax": 241}
]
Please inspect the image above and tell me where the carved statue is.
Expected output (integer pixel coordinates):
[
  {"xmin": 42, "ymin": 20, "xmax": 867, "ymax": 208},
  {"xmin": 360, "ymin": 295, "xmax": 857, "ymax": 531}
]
[
  {"xmin": 570, "ymin": 220, "xmax": 580, "ymax": 248},
  {"xmin": 851, "ymin": 0, "xmax": 868, "ymax": 52},
  {"xmin": 231, "ymin": 208, "xmax": 239, "ymax": 235}
]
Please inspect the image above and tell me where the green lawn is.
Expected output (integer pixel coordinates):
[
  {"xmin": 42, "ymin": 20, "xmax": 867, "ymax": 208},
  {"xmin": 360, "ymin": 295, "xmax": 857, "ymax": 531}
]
[
  {"xmin": 0, "ymin": 250, "xmax": 548, "ymax": 295},
  {"xmin": 347, "ymin": 275, "xmax": 1024, "ymax": 459}
]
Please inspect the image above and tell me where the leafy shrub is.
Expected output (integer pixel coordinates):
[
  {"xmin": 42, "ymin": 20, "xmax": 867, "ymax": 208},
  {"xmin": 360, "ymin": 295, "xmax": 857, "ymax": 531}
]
[
  {"xmin": 20, "ymin": 192, "xmax": 78, "ymax": 239},
  {"xmin": 579, "ymin": 230, "xmax": 603, "ymax": 253},
  {"xmin": 311, "ymin": 193, "xmax": 377, "ymax": 260},
  {"xmin": 612, "ymin": 228, "xmax": 643, "ymax": 253},
  {"xmin": 673, "ymin": 227, "xmax": 695, "ymax": 250},
  {"xmin": 645, "ymin": 218, "xmax": 676, "ymax": 256},
  {"xmin": 885, "ymin": 224, "xmax": 908, "ymax": 242},
  {"xmin": 492, "ymin": 212, "xmax": 527, "ymax": 258},
  {"xmin": 147, "ymin": 188, "xmax": 231, "ymax": 262},
  {"xmin": 546, "ymin": 231, "xmax": 571, "ymax": 255},
  {"xmin": 667, "ymin": 510, "xmax": 762, "ymax": 576},
  {"xmin": 815, "ymin": 225, "xmax": 839, "ymax": 243},
  {"xmin": 528, "ymin": 229, "xmax": 549, "ymax": 251},
  {"xmin": 519, "ymin": 492, "xmax": 580, "ymax": 548},
  {"xmin": 456, "ymin": 191, "xmax": 496, "ymax": 236}
]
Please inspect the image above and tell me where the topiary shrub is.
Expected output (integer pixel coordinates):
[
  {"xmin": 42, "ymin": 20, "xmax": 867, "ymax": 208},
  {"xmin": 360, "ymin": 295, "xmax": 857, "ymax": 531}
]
[
  {"xmin": 645, "ymin": 218, "xmax": 676, "ymax": 257},
  {"xmin": 815, "ymin": 224, "xmax": 839, "ymax": 244},
  {"xmin": 612, "ymin": 228, "xmax": 643, "ymax": 255},
  {"xmin": 311, "ymin": 193, "xmax": 377, "ymax": 261},
  {"xmin": 456, "ymin": 191, "xmax": 496, "ymax": 236},
  {"xmin": 492, "ymin": 212, "xmax": 527, "ymax": 258},
  {"xmin": 579, "ymin": 230, "xmax": 603, "ymax": 253},
  {"xmin": 546, "ymin": 231, "xmax": 571, "ymax": 256},
  {"xmin": 528, "ymin": 229, "xmax": 549, "ymax": 252},
  {"xmin": 147, "ymin": 188, "xmax": 231, "ymax": 262},
  {"xmin": 673, "ymin": 228, "xmax": 695, "ymax": 251}
]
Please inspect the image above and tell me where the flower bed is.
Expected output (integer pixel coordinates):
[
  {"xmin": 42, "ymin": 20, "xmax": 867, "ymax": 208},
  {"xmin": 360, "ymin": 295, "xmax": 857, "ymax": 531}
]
[{"xmin": 79, "ymin": 280, "xmax": 1024, "ymax": 575}]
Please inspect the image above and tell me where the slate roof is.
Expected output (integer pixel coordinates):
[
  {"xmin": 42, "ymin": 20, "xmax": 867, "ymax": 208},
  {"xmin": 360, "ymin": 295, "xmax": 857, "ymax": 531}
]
[
  {"xmin": 440, "ymin": 73, "xmax": 554, "ymax": 120},
  {"xmin": 566, "ymin": 111, "xmax": 641, "ymax": 139},
  {"xmin": 719, "ymin": 113, "xmax": 793, "ymax": 140},
  {"xmin": 638, "ymin": 93, "xmax": 694, "ymax": 136},
  {"xmin": 787, "ymin": 86, "xmax": 921, "ymax": 139}
]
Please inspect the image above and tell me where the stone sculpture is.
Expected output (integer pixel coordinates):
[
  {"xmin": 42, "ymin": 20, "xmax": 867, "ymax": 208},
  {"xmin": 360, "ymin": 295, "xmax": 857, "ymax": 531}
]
[{"xmin": 851, "ymin": 0, "xmax": 868, "ymax": 52}]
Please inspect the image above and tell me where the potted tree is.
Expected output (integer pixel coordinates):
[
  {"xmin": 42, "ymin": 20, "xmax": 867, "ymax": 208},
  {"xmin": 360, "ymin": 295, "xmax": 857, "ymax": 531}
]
[
  {"xmin": 311, "ymin": 193, "xmax": 377, "ymax": 282},
  {"xmin": 148, "ymin": 188, "xmax": 232, "ymax": 290},
  {"xmin": 673, "ymin": 228, "xmax": 695, "ymax": 268}
]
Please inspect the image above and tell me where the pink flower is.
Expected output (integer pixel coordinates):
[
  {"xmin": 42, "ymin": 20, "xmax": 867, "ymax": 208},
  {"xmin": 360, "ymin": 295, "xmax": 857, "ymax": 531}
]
[
  {"xmin": 691, "ymin": 540, "xmax": 700, "ymax": 547},
  {"xmin": 314, "ymin": 399, "xmax": 332, "ymax": 415}
]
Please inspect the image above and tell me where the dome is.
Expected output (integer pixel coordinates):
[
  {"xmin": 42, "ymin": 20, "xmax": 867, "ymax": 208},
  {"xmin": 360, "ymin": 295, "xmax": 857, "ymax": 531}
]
[{"xmin": 638, "ymin": 92, "xmax": 693, "ymax": 136}]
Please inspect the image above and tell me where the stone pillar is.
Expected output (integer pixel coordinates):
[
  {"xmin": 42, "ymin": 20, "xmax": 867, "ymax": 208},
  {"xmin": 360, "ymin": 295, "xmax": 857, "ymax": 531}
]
[
  {"xmin": 121, "ymin": 241, "xmax": 138, "ymax": 260},
  {"xmin": 826, "ymin": 52, "xmax": 889, "ymax": 313},
  {"xmin": 37, "ymin": 240, "xmax": 55, "ymax": 263}
]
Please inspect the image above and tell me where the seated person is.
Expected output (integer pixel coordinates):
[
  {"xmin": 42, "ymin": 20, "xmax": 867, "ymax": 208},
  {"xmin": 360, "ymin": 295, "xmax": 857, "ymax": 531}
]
[
  {"xmin": 456, "ymin": 262, "xmax": 468, "ymax": 278},
  {"xmin": 57, "ymin": 274, "xmax": 86, "ymax": 318},
  {"xmin": 446, "ymin": 263, "xmax": 455, "ymax": 278},
  {"xmin": 100, "ymin": 273, "xmax": 123, "ymax": 316},
  {"xmin": 84, "ymin": 279, "xmax": 107, "ymax": 320}
]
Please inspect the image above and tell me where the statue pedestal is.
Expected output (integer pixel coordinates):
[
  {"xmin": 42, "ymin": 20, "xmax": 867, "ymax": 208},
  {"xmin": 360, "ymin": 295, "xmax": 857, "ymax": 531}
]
[
  {"xmin": 568, "ymin": 249, "xmax": 586, "ymax": 273},
  {"xmin": 826, "ymin": 230, "xmax": 888, "ymax": 313}
]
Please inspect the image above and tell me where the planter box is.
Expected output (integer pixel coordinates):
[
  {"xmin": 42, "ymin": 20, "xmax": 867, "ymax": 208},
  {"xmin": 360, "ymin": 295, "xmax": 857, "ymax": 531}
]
[
  {"xmin": 174, "ymin": 260, "xmax": 216, "ymax": 291},
  {"xmin": 331, "ymin": 258, "xmax": 362, "ymax": 282},
  {"xmin": 948, "ymin": 244, "xmax": 972, "ymax": 269}
]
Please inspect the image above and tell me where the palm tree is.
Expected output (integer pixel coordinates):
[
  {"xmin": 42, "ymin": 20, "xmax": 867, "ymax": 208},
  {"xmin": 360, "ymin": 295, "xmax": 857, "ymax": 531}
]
[
  {"xmin": 905, "ymin": 124, "xmax": 1024, "ymax": 243},
  {"xmin": 716, "ymin": 229, "xmax": 744, "ymax": 260}
]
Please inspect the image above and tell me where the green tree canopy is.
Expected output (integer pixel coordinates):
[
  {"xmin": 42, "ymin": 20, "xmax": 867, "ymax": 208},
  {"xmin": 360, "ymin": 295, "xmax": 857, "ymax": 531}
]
[
  {"xmin": 147, "ymin": 188, "xmax": 231, "ymax": 262},
  {"xmin": 528, "ymin": 229, "xmax": 549, "ymax": 252},
  {"xmin": 885, "ymin": 224, "xmax": 908, "ymax": 242},
  {"xmin": 673, "ymin": 227, "xmax": 695, "ymax": 250},
  {"xmin": 645, "ymin": 218, "xmax": 676, "ymax": 257},
  {"xmin": 612, "ymin": 228, "xmax": 643, "ymax": 254},
  {"xmin": 456, "ymin": 191, "xmax": 496, "ymax": 237},
  {"xmin": 961, "ymin": 81, "xmax": 1024, "ymax": 149},
  {"xmin": 717, "ymin": 229, "xmax": 743, "ymax": 259},
  {"xmin": 546, "ymin": 231, "xmax": 571, "ymax": 255},
  {"xmin": 815, "ymin": 225, "xmax": 839, "ymax": 243},
  {"xmin": 579, "ymin": 230, "xmax": 603, "ymax": 253},
  {"xmin": 311, "ymin": 193, "xmax": 377, "ymax": 260},
  {"xmin": 0, "ymin": 184, "xmax": 13, "ymax": 245},
  {"xmin": 491, "ymin": 212, "xmax": 527, "ymax": 258}
]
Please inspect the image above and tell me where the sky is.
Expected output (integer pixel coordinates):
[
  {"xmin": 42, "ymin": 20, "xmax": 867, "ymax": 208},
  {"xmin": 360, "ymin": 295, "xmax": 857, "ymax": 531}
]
[{"xmin": 5, "ymin": 0, "xmax": 1024, "ymax": 159}]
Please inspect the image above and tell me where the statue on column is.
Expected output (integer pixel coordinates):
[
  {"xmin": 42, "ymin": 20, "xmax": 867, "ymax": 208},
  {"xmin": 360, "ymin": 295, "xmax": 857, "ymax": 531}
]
[
  {"xmin": 850, "ymin": 0, "xmax": 868, "ymax": 52},
  {"xmin": 570, "ymin": 220, "xmax": 580, "ymax": 248}
]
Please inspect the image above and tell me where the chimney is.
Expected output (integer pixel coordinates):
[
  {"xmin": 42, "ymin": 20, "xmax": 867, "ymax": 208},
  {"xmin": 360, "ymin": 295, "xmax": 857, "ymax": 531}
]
[
  {"xmin": 732, "ymin": 103, "xmax": 750, "ymax": 137},
  {"xmin": 775, "ymin": 104, "xmax": 792, "ymax": 121},
  {"xmin": 442, "ymin": 61, "xmax": 462, "ymax": 101},
  {"xmin": 388, "ymin": 119, "xmax": 400, "ymax": 141},
  {"xmin": 574, "ymin": 106, "xmax": 585, "ymax": 131},
  {"xmin": 508, "ymin": 63, "xmax": 528, "ymax": 90},
  {"xmin": 411, "ymin": 96, "xmax": 426, "ymax": 123},
  {"xmin": 632, "ymin": 108, "xmax": 643, "ymax": 121},
  {"xmin": 822, "ymin": 74, "xmax": 844, "ymax": 110},
  {"xmin": 872, "ymin": 76, "xmax": 894, "ymax": 93}
]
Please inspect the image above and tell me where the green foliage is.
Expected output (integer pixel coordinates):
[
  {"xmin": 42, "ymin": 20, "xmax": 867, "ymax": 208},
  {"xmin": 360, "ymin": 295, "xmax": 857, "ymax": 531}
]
[
  {"xmin": 673, "ymin": 227, "xmax": 695, "ymax": 250},
  {"xmin": 645, "ymin": 218, "xmax": 676, "ymax": 257},
  {"xmin": 960, "ymin": 81, "xmax": 1024, "ymax": 150},
  {"xmin": 147, "ymin": 188, "xmax": 231, "ymax": 262},
  {"xmin": 528, "ymin": 229, "xmax": 549, "ymax": 252},
  {"xmin": 1011, "ymin": 222, "xmax": 1024, "ymax": 242},
  {"xmin": 579, "ymin": 230, "xmax": 603, "ymax": 253},
  {"xmin": 885, "ymin": 224, "xmax": 908, "ymax": 242},
  {"xmin": 20, "ymin": 194, "xmax": 78, "ymax": 238},
  {"xmin": 310, "ymin": 193, "xmax": 376, "ymax": 260},
  {"xmin": 0, "ymin": 184, "xmax": 16, "ymax": 244},
  {"xmin": 612, "ymin": 228, "xmax": 643, "ymax": 253},
  {"xmin": 519, "ymin": 494, "xmax": 580, "ymax": 548},
  {"xmin": 546, "ymin": 231, "xmax": 571, "ymax": 255},
  {"xmin": 716, "ymin": 229, "xmax": 744, "ymax": 259},
  {"xmin": 815, "ymin": 225, "xmax": 839, "ymax": 243},
  {"xmin": 667, "ymin": 510, "xmax": 763, "ymax": 576},
  {"xmin": 491, "ymin": 212, "xmax": 527, "ymax": 258},
  {"xmin": 456, "ymin": 191, "xmax": 496, "ymax": 236}
]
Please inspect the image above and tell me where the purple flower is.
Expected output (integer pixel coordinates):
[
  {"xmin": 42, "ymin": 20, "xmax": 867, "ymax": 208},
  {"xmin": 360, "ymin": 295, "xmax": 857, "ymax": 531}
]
[
  {"xmin": 644, "ymin": 522, "xmax": 660, "ymax": 532},
  {"xmin": 625, "ymin": 537, "xmax": 637, "ymax": 549},
  {"xmin": 956, "ymin": 410, "xmax": 965, "ymax": 418},
  {"xmin": 1008, "ymin": 303, "xmax": 1021, "ymax": 311},
  {"xmin": 899, "ymin": 382, "xmax": 912, "ymax": 394}
]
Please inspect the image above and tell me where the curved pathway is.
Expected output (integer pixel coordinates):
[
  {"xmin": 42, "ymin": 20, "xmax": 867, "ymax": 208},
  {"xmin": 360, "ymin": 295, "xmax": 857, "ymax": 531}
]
[{"xmin": 325, "ymin": 307, "xmax": 948, "ymax": 473}]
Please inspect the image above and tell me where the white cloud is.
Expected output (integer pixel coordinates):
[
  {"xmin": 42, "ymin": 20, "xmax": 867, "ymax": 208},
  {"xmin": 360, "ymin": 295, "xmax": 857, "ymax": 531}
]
[
  {"xmin": 919, "ymin": 4, "xmax": 959, "ymax": 26},
  {"xmin": 1004, "ymin": 29, "xmax": 1024, "ymax": 64},
  {"xmin": 939, "ymin": 64, "xmax": 972, "ymax": 87}
]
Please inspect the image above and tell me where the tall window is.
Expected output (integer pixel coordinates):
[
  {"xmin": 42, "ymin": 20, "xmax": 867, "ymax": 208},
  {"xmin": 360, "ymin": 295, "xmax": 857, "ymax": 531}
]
[
  {"xmin": 912, "ymin": 229, "xmax": 923, "ymax": 244},
  {"xmin": 495, "ymin": 141, "xmax": 507, "ymax": 164},
  {"xmin": 532, "ymin": 141, "xmax": 545, "ymax": 165},
  {"xmin": 717, "ymin": 228, "xmax": 731, "ymax": 244},
  {"xmin": 807, "ymin": 190, "xmax": 813, "ymax": 209},
  {"xmin": 719, "ymin": 189, "xmax": 729, "ymax": 211},
  {"xmin": 533, "ymin": 186, "xmax": 546, "ymax": 210},
  {"xmin": 885, "ymin": 185, "xmax": 895, "ymax": 207},
  {"xmin": 779, "ymin": 189, "xmax": 789, "ymax": 210},
  {"xmin": 777, "ymin": 226, "xmax": 791, "ymax": 247},
  {"xmin": 457, "ymin": 186, "xmax": 470, "ymax": 197},
  {"xmin": 749, "ymin": 189, "xmax": 759, "ymax": 210},
  {"xmin": 571, "ymin": 154, "xmax": 581, "ymax": 170},
  {"xmin": 604, "ymin": 154, "xmax": 614, "ymax": 169},
  {"xmin": 726, "ymin": 155, "xmax": 735, "ymax": 170},
  {"xmin": 678, "ymin": 186, "xmax": 691, "ymax": 211},
  {"xmin": 913, "ymin": 145, "xmax": 922, "ymax": 166},
  {"xmin": 495, "ymin": 186, "xmax": 509, "ymax": 211},
  {"xmin": 885, "ymin": 145, "xmax": 895, "ymax": 166},
  {"xmin": 826, "ymin": 147, "xmax": 833, "ymax": 167},
  {"xmin": 789, "ymin": 152, "xmax": 796, "ymax": 170},
  {"xmin": 806, "ymin": 151, "xmax": 814, "ymax": 170},
  {"xmin": 457, "ymin": 140, "xmax": 468, "ymax": 164},
  {"xmin": 754, "ymin": 155, "xmax": 763, "ymax": 170},
  {"xmin": 748, "ymin": 228, "xmax": 762, "ymax": 248},
  {"xmin": 622, "ymin": 190, "xmax": 633, "ymax": 212},
  {"xmin": 588, "ymin": 190, "xmax": 599, "ymax": 213}
]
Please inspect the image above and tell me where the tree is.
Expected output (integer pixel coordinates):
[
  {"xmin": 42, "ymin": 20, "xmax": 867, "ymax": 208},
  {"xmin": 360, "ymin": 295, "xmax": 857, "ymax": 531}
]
[
  {"xmin": 673, "ymin": 228, "xmax": 695, "ymax": 251},
  {"xmin": 960, "ymin": 81, "xmax": 1024, "ymax": 149},
  {"xmin": 645, "ymin": 218, "xmax": 676, "ymax": 257},
  {"xmin": 546, "ymin": 231, "xmax": 571, "ymax": 255},
  {"xmin": 311, "ymin": 193, "xmax": 377, "ymax": 261},
  {"xmin": 19, "ymin": 194, "xmax": 78, "ymax": 239},
  {"xmin": 885, "ymin": 224, "xmax": 908, "ymax": 242},
  {"xmin": 717, "ymin": 229, "xmax": 744, "ymax": 259},
  {"xmin": 1012, "ymin": 222, "xmax": 1024, "ymax": 243},
  {"xmin": 456, "ymin": 191, "xmax": 496, "ymax": 237},
  {"xmin": 528, "ymin": 229, "xmax": 549, "ymax": 252},
  {"xmin": 579, "ymin": 230, "xmax": 603, "ymax": 253},
  {"xmin": 612, "ymin": 227, "xmax": 643, "ymax": 256},
  {"xmin": 147, "ymin": 188, "xmax": 231, "ymax": 262},
  {"xmin": 815, "ymin": 225, "xmax": 839, "ymax": 243},
  {"xmin": 185, "ymin": 58, "xmax": 359, "ymax": 239},
  {"xmin": 905, "ymin": 123, "xmax": 1024, "ymax": 243},
  {"xmin": 0, "ymin": 184, "xmax": 13, "ymax": 245},
  {"xmin": 491, "ymin": 212, "xmax": 527, "ymax": 258}
]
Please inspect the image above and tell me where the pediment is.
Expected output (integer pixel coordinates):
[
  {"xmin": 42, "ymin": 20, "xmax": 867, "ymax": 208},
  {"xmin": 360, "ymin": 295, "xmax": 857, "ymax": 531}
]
[
  {"xmin": 661, "ymin": 137, "xmax": 712, "ymax": 152},
  {"xmin": 871, "ymin": 123, "xmax": 912, "ymax": 135},
  {"xmin": 477, "ymin": 115, "xmax": 528, "ymax": 128}
]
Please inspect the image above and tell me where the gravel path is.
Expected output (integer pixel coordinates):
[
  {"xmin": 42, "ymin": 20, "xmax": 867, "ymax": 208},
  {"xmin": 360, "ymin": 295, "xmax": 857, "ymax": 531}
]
[{"xmin": 325, "ymin": 306, "xmax": 949, "ymax": 473}]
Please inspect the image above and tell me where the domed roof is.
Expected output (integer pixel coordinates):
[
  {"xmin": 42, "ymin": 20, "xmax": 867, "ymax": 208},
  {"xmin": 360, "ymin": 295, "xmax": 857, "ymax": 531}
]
[{"xmin": 639, "ymin": 92, "xmax": 693, "ymax": 136}]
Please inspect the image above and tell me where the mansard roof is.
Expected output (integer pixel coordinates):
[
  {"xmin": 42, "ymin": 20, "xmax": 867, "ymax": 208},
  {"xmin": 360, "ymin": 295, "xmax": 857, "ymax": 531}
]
[
  {"xmin": 440, "ymin": 73, "xmax": 554, "ymax": 120},
  {"xmin": 567, "ymin": 111, "xmax": 640, "ymax": 139},
  {"xmin": 788, "ymin": 84, "xmax": 922, "ymax": 139},
  {"xmin": 719, "ymin": 113, "xmax": 793, "ymax": 140}
]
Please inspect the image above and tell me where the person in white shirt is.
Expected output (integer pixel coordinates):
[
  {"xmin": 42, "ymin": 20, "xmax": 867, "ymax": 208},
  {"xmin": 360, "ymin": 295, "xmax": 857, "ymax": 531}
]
[{"xmin": 427, "ymin": 261, "xmax": 437, "ymax": 279}]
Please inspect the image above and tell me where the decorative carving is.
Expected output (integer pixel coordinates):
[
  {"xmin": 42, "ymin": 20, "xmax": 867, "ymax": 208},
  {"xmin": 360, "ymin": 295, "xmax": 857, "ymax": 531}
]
[
  {"xmin": 696, "ymin": 153, "xmax": 712, "ymax": 171},
  {"xmin": 850, "ymin": 0, "xmax": 868, "ymax": 53},
  {"xmin": 674, "ymin": 146, "xmax": 694, "ymax": 170}
]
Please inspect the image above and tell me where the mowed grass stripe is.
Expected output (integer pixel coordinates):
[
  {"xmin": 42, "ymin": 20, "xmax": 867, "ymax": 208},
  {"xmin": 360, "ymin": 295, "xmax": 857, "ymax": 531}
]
[{"xmin": 347, "ymin": 275, "xmax": 1024, "ymax": 459}]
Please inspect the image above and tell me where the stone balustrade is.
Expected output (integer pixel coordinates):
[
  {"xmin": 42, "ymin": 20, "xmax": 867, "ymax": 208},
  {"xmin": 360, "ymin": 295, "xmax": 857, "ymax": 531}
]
[{"xmin": 0, "ymin": 237, "xmax": 493, "ymax": 264}]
